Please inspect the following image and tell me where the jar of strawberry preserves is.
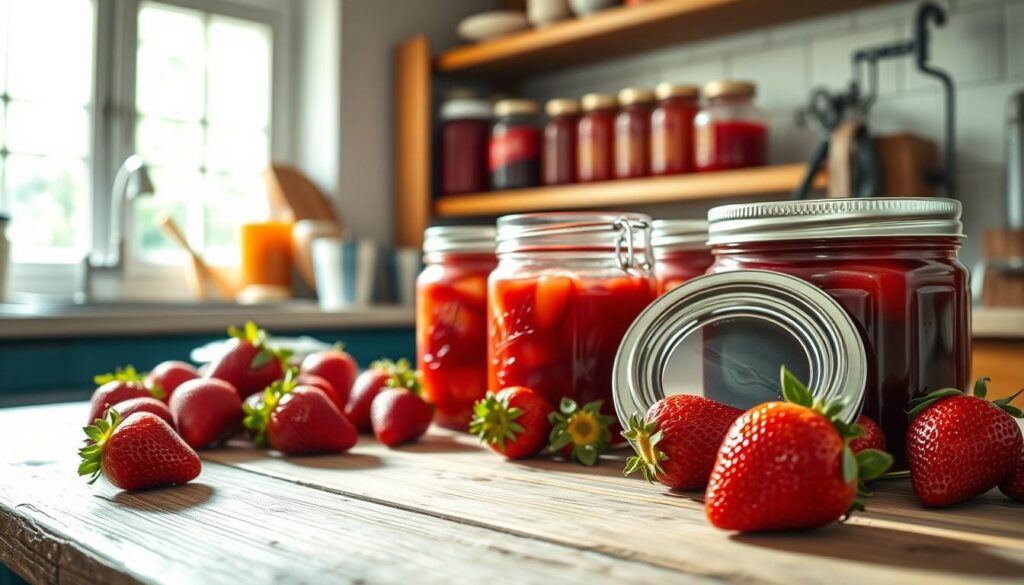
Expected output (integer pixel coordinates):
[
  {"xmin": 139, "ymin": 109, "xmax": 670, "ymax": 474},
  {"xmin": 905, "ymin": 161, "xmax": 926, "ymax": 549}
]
[
  {"xmin": 417, "ymin": 226, "xmax": 498, "ymax": 430},
  {"xmin": 694, "ymin": 80, "xmax": 767, "ymax": 172},
  {"xmin": 651, "ymin": 219, "xmax": 713, "ymax": 295},
  {"xmin": 488, "ymin": 212, "xmax": 656, "ymax": 421},
  {"xmin": 706, "ymin": 198, "xmax": 970, "ymax": 468}
]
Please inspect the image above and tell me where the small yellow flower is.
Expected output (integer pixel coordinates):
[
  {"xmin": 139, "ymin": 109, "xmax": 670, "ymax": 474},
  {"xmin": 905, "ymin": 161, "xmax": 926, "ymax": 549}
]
[{"xmin": 566, "ymin": 411, "xmax": 602, "ymax": 446}]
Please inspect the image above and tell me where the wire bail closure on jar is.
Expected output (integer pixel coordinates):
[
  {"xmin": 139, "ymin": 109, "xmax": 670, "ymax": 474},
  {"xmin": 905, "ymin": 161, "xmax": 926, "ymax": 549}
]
[
  {"xmin": 495, "ymin": 212, "xmax": 653, "ymax": 272},
  {"xmin": 613, "ymin": 217, "xmax": 653, "ymax": 271}
]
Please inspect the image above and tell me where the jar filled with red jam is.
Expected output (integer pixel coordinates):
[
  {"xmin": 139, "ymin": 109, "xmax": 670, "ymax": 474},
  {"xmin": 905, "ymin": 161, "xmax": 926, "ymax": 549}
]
[
  {"xmin": 577, "ymin": 93, "xmax": 618, "ymax": 183},
  {"xmin": 694, "ymin": 81, "xmax": 767, "ymax": 172},
  {"xmin": 650, "ymin": 82, "xmax": 700, "ymax": 176},
  {"xmin": 488, "ymin": 212, "xmax": 656, "ymax": 422},
  {"xmin": 440, "ymin": 95, "xmax": 491, "ymax": 195},
  {"xmin": 707, "ymin": 198, "xmax": 970, "ymax": 468},
  {"xmin": 543, "ymin": 98, "xmax": 580, "ymax": 186},
  {"xmin": 651, "ymin": 219, "xmax": 713, "ymax": 295},
  {"xmin": 417, "ymin": 226, "xmax": 498, "ymax": 430},
  {"xmin": 491, "ymin": 99, "xmax": 542, "ymax": 190},
  {"xmin": 615, "ymin": 87, "xmax": 655, "ymax": 179}
]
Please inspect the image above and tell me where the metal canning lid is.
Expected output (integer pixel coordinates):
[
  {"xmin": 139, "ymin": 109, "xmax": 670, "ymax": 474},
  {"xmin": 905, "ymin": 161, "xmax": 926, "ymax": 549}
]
[
  {"xmin": 617, "ymin": 87, "xmax": 656, "ymax": 106},
  {"xmin": 422, "ymin": 225, "xmax": 496, "ymax": 254},
  {"xmin": 613, "ymin": 270, "xmax": 867, "ymax": 427},
  {"xmin": 651, "ymin": 219, "xmax": 708, "ymax": 251},
  {"xmin": 441, "ymin": 97, "xmax": 491, "ymax": 121},
  {"xmin": 581, "ymin": 93, "xmax": 618, "ymax": 112},
  {"xmin": 496, "ymin": 211, "xmax": 653, "ymax": 270},
  {"xmin": 546, "ymin": 98, "xmax": 580, "ymax": 117},
  {"xmin": 707, "ymin": 197, "xmax": 964, "ymax": 244},
  {"xmin": 655, "ymin": 82, "xmax": 700, "ymax": 100},
  {"xmin": 703, "ymin": 80, "xmax": 756, "ymax": 100},
  {"xmin": 494, "ymin": 99, "xmax": 539, "ymax": 118}
]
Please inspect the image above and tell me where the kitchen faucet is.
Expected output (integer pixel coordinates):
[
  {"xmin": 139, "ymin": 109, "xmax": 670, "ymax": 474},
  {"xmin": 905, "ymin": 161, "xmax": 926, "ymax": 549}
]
[{"xmin": 75, "ymin": 155, "xmax": 155, "ymax": 303}]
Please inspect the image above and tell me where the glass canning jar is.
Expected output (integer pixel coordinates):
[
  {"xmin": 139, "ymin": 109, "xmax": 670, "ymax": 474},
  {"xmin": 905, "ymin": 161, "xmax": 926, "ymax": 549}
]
[
  {"xmin": 543, "ymin": 98, "xmax": 580, "ymax": 186},
  {"xmin": 440, "ymin": 96, "xmax": 491, "ymax": 195},
  {"xmin": 650, "ymin": 82, "xmax": 700, "ymax": 176},
  {"xmin": 491, "ymin": 99, "xmax": 542, "ymax": 190},
  {"xmin": 488, "ymin": 212, "xmax": 656, "ymax": 424},
  {"xmin": 651, "ymin": 219, "xmax": 713, "ymax": 295},
  {"xmin": 706, "ymin": 198, "xmax": 970, "ymax": 468},
  {"xmin": 615, "ymin": 87, "xmax": 655, "ymax": 179},
  {"xmin": 694, "ymin": 80, "xmax": 767, "ymax": 172},
  {"xmin": 577, "ymin": 93, "xmax": 618, "ymax": 183},
  {"xmin": 417, "ymin": 226, "xmax": 498, "ymax": 430}
]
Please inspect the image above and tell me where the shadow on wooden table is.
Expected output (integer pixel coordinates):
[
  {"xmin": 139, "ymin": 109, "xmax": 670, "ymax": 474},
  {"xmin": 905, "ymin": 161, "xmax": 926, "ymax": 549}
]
[
  {"xmin": 732, "ymin": 522, "xmax": 1024, "ymax": 577},
  {"xmin": 107, "ymin": 482, "xmax": 214, "ymax": 512}
]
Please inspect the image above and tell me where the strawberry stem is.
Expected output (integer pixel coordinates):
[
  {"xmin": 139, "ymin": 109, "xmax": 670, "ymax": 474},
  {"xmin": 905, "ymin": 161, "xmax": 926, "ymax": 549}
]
[
  {"xmin": 78, "ymin": 409, "xmax": 124, "ymax": 484},
  {"xmin": 469, "ymin": 392, "xmax": 524, "ymax": 453},
  {"xmin": 548, "ymin": 398, "xmax": 614, "ymax": 466},
  {"xmin": 242, "ymin": 368, "xmax": 300, "ymax": 447},
  {"xmin": 622, "ymin": 413, "xmax": 668, "ymax": 482}
]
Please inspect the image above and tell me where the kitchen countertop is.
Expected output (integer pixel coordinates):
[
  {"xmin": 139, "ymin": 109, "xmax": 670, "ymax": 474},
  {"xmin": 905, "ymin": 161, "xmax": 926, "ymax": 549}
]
[{"xmin": 2, "ymin": 402, "xmax": 1024, "ymax": 584}]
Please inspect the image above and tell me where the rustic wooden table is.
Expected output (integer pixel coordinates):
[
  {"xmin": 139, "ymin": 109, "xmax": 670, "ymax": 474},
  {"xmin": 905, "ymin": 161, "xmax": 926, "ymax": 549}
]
[{"xmin": 2, "ymin": 402, "xmax": 1023, "ymax": 585}]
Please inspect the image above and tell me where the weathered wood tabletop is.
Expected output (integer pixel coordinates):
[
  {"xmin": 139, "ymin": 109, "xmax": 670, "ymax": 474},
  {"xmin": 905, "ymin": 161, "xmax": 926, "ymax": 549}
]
[{"xmin": 2, "ymin": 402, "xmax": 1023, "ymax": 585}]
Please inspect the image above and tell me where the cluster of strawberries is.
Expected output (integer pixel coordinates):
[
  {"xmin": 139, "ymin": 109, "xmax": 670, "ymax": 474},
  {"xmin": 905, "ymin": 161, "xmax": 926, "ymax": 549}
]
[{"xmin": 79, "ymin": 322, "xmax": 434, "ymax": 491}]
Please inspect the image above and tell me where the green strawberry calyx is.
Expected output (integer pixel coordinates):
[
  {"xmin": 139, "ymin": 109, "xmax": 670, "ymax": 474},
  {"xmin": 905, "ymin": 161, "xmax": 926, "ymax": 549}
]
[
  {"xmin": 469, "ymin": 391, "xmax": 524, "ymax": 453},
  {"xmin": 907, "ymin": 377, "xmax": 1023, "ymax": 421},
  {"xmin": 78, "ymin": 409, "xmax": 125, "ymax": 484},
  {"xmin": 372, "ymin": 358, "xmax": 423, "ymax": 397},
  {"xmin": 548, "ymin": 398, "xmax": 614, "ymax": 466},
  {"xmin": 242, "ymin": 368, "xmax": 300, "ymax": 447},
  {"xmin": 622, "ymin": 413, "xmax": 668, "ymax": 483},
  {"xmin": 93, "ymin": 365, "xmax": 165, "ymax": 400},
  {"xmin": 228, "ymin": 321, "xmax": 294, "ymax": 370},
  {"xmin": 780, "ymin": 367, "xmax": 893, "ymax": 518}
]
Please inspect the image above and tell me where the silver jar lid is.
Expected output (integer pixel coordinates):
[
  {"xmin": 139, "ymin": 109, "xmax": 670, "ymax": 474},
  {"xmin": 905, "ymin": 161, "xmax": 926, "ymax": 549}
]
[
  {"xmin": 613, "ymin": 270, "xmax": 866, "ymax": 426},
  {"xmin": 496, "ymin": 212, "xmax": 652, "ymax": 271},
  {"xmin": 651, "ymin": 219, "xmax": 708, "ymax": 251},
  {"xmin": 422, "ymin": 225, "xmax": 496, "ymax": 254},
  {"xmin": 707, "ymin": 197, "xmax": 963, "ymax": 245}
]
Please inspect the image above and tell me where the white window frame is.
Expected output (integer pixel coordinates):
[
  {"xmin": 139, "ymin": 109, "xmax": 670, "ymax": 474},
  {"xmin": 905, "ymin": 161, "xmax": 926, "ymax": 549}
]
[{"xmin": 10, "ymin": 0, "xmax": 294, "ymax": 298}]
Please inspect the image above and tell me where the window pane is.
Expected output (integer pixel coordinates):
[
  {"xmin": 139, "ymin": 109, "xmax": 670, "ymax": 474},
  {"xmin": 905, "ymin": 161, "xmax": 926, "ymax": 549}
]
[
  {"xmin": 133, "ymin": 168, "xmax": 197, "ymax": 257},
  {"xmin": 5, "ymin": 154, "xmax": 88, "ymax": 260},
  {"xmin": 136, "ymin": 2, "xmax": 205, "ymax": 121},
  {"xmin": 0, "ymin": 0, "xmax": 8, "ymax": 92},
  {"xmin": 6, "ymin": 101, "xmax": 90, "ymax": 157},
  {"xmin": 136, "ymin": 116, "xmax": 204, "ymax": 170},
  {"xmin": 207, "ymin": 15, "xmax": 271, "ymax": 128},
  {"xmin": 206, "ymin": 126, "xmax": 267, "ymax": 173},
  {"xmin": 7, "ymin": 0, "xmax": 93, "ymax": 105},
  {"xmin": 204, "ymin": 172, "xmax": 267, "ymax": 262}
]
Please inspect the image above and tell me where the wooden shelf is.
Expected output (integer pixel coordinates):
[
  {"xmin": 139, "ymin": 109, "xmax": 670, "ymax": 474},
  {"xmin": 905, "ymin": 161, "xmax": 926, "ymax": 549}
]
[
  {"xmin": 434, "ymin": 164, "xmax": 825, "ymax": 217},
  {"xmin": 436, "ymin": 0, "xmax": 895, "ymax": 77}
]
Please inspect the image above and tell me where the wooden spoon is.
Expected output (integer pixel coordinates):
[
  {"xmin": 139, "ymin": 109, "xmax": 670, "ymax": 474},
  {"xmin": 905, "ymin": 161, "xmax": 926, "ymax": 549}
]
[{"xmin": 156, "ymin": 214, "xmax": 236, "ymax": 301}]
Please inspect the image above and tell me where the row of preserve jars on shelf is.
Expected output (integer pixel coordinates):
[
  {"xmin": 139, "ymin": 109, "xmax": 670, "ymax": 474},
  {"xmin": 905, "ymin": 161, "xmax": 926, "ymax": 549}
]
[
  {"xmin": 416, "ymin": 199, "xmax": 969, "ymax": 469},
  {"xmin": 439, "ymin": 80, "xmax": 768, "ymax": 196}
]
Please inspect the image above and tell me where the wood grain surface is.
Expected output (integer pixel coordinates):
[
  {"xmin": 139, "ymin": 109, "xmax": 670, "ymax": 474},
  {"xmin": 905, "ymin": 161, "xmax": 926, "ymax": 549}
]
[{"xmin": 2, "ymin": 402, "xmax": 1024, "ymax": 585}]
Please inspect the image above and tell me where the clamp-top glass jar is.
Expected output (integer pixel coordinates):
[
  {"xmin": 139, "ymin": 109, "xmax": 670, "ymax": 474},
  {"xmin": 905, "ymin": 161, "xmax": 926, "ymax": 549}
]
[
  {"xmin": 706, "ymin": 198, "xmax": 970, "ymax": 468},
  {"xmin": 417, "ymin": 226, "xmax": 498, "ymax": 430},
  {"xmin": 488, "ymin": 212, "xmax": 656, "ymax": 418}
]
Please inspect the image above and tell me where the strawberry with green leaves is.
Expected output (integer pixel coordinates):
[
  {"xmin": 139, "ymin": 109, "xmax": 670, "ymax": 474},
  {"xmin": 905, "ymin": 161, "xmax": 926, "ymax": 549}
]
[
  {"xmin": 370, "ymin": 366, "xmax": 433, "ymax": 447},
  {"xmin": 79, "ymin": 410, "xmax": 201, "ymax": 491},
  {"xmin": 906, "ymin": 378, "xmax": 1023, "ymax": 508},
  {"xmin": 704, "ymin": 368, "xmax": 893, "ymax": 532},
  {"xmin": 548, "ymin": 398, "xmax": 614, "ymax": 466},
  {"xmin": 346, "ymin": 359, "xmax": 419, "ymax": 432},
  {"xmin": 205, "ymin": 322, "xmax": 292, "ymax": 398},
  {"xmin": 88, "ymin": 366, "xmax": 165, "ymax": 424},
  {"xmin": 470, "ymin": 387, "xmax": 552, "ymax": 459}
]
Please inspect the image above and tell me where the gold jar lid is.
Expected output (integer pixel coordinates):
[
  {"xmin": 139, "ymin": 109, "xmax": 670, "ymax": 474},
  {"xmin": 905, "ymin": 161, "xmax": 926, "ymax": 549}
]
[
  {"xmin": 703, "ymin": 80, "xmax": 757, "ymax": 100},
  {"xmin": 617, "ymin": 87, "xmax": 656, "ymax": 106},
  {"xmin": 580, "ymin": 92, "xmax": 618, "ymax": 112},
  {"xmin": 655, "ymin": 82, "xmax": 700, "ymax": 100},
  {"xmin": 545, "ymin": 98, "xmax": 580, "ymax": 117},
  {"xmin": 494, "ymin": 99, "xmax": 540, "ymax": 118}
]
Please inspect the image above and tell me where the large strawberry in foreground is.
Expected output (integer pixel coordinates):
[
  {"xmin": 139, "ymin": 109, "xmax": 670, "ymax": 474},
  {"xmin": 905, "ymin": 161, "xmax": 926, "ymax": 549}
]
[
  {"xmin": 470, "ymin": 387, "xmax": 552, "ymax": 459},
  {"xmin": 88, "ymin": 366, "xmax": 164, "ymax": 424},
  {"xmin": 205, "ymin": 322, "xmax": 291, "ymax": 397},
  {"xmin": 622, "ymin": 394, "xmax": 741, "ymax": 489},
  {"xmin": 906, "ymin": 378, "xmax": 1023, "ymax": 508},
  {"xmin": 79, "ymin": 410, "xmax": 201, "ymax": 491},
  {"xmin": 705, "ymin": 368, "xmax": 892, "ymax": 532}
]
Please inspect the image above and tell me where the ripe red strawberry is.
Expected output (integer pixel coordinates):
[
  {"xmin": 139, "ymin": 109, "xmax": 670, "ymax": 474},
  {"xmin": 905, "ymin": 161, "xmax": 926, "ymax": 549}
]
[
  {"xmin": 243, "ymin": 372, "xmax": 358, "ymax": 455},
  {"xmin": 1000, "ymin": 456, "xmax": 1024, "ymax": 502},
  {"xmin": 850, "ymin": 415, "xmax": 886, "ymax": 454},
  {"xmin": 146, "ymin": 360, "xmax": 199, "ymax": 402},
  {"xmin": 705, "ymin": 368, "xmax": 892, "ymax": 532},
  {"xmin": 470, "ymin": 387, "xmax": 552, "ymax": 459},
  {"xmin": 548, "ymin": 398, "xmax": 615, "ymax": 466},
  {"xmin": 78, "ymin": 411, "xmax": 201, "ymax": 491},
  {"xmin": 301, "ymin": 346, "xmax": 358, "ymax": 406},
  {"xmin": 623, "ymin": 394, "xmax": 742, "ymax": 489},
  {"xmin": 906, "ymin": 378, "xmax": 1023, "ymax": 508},
  {"xmin": 295, "ymin": 373, "xmax": 344, "ymax": 411},
  {"xmin": 169, "ymin": 378, "xmax": 243, "ymax": 449},
  {"xmin": 346, "ymin": 359, "xmax": 418, "ymax": 432},
  {"xmin": 371, "ymin": 389, "xmax": 433, "ymax": 447},
  {"xmin": 111, "ymin": 397, "xmax": 174, "ymax": 428},
  {"xmin": 205, "ymin": 322, "xmax": 292, "ymax": 397},
  {"xmin": 88, "ymin": 366, "xmax": 164, "ymax": 424}
]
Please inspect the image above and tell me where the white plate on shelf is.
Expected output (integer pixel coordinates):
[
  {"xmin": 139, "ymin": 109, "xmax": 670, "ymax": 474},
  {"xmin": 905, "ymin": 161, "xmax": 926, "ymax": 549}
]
[
  {"xmin": 190, "ymin": 336, "xmax": 332, "ymax": 366},
  {"xmin": 457, "ymin": 11, "xmax": 530, "ymax": 42}
]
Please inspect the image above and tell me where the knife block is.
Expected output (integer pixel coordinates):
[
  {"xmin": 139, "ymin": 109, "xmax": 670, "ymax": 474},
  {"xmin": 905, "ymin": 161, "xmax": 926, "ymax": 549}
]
[{"xmin": 981, "ymin": 228, "xmax": 1024, "ymax": 307}]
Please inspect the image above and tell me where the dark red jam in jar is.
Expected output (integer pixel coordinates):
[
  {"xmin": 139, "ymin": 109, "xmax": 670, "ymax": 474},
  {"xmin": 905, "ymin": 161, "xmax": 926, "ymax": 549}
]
[
  {"xmin": 650, "ymin": 83, "xmax": 700, "ymax": 176},
  {"xmin": 695, "ymin": 81, "xmax": 767, "ymax": 172},
  {"xmin": 707, "ymin": 198, "xmax": 970, "ymax": 468},
  {"xmin": 417, "ymin": 226, "xmax": 498, "ymax": 430},
  {"xmin": 488, "ymin": 213, "xmax": 656, "ymax": 424},
  {"xmin": 491, "ymin": 99, "xmax": 541, "ymax": 190},
  {"xmin": 615, "ymin": 87, "xmax": 655, "ymax": 179},
  {"xmin": 543, "ymin": 98, "xmax": 580, "ymax": 186},
  {"xmin": 651, "ymin": 219, "xmax": 713, "ymax": 295},
  {"xmin": 577, "ymin": 93, "xmax": 618, "ymax": 183},
  {"xmin": 440, "ymin": 96, "xmax": 491, "ymax": 195}
]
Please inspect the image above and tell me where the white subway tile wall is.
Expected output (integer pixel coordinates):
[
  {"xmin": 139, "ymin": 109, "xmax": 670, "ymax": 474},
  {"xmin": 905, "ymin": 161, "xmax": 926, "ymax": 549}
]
[{"xmin": 518, "ymin": 0, "xmax": 1024, "ymax": 270}]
